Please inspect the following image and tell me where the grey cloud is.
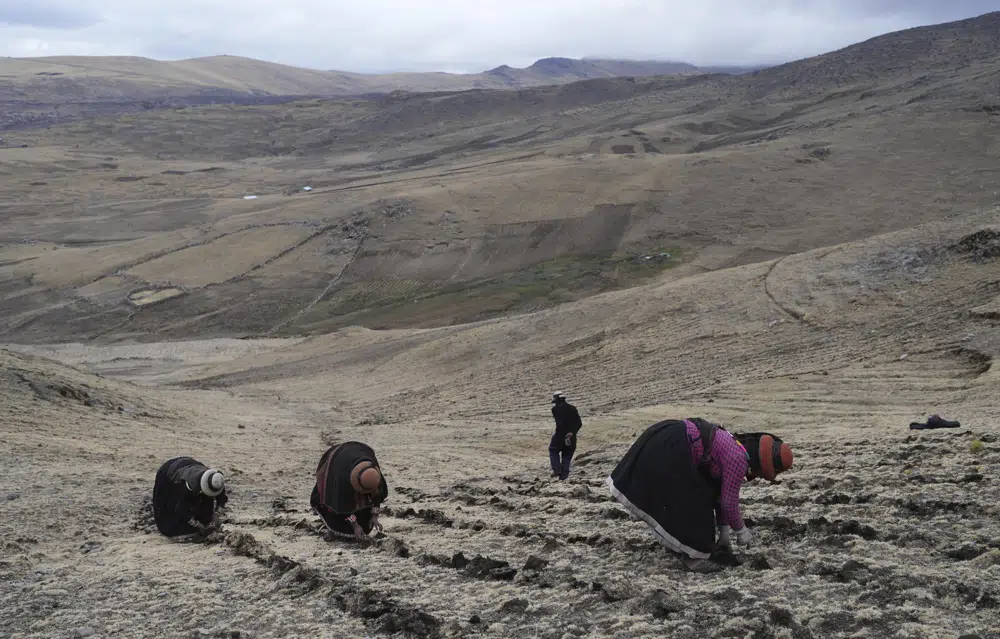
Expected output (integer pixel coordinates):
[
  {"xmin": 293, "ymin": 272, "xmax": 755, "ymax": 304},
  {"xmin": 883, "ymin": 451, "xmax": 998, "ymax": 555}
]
[
  {"xmin": 0, "ymin": 0, "xmax": 997, "ymax": 71},
  {"xmin": 0, "ymin": 1, "xmax": 101, "ymax": 30}
]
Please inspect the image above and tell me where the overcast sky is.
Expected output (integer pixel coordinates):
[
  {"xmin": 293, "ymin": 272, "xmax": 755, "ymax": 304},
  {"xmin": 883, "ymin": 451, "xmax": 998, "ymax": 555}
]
[{"xmin": 1, "ymin": 1, "xmax": 997, "ymax": 73}]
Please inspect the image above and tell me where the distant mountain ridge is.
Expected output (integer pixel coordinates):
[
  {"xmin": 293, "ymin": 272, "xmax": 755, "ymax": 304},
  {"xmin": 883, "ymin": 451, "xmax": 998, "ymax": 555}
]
[
  {"xmin": 3, "ymin": 9, "xmax": 999, "ymax": 131},
  {"xmin": 1, "ymin": 54, "xmax": 740, "ymax": 97},
  {"xmin": 0, "ymin": 53, "xmax": 751, "ymax": 129}
]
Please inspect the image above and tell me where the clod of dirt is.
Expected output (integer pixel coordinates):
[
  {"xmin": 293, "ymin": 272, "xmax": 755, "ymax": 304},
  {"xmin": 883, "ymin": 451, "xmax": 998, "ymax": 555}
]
[
  {"xmin": 468, "ymin": 615, "xmax": 482, "ymax": 625},
  {"xmin": 815, "ymin": 491, "xmax": 851, "ymax": 505},
  {"xmin": 514, "ymin": 484, "xmax": 540, "ymax": 496},
  {"xmin": 946, "ymin": 544, "xmax": 986, "ymax": 561},
  {"xmin": 570, "ymin": 484, "xmax": 591, "ymax": 498},
  {"xmin": 813, "ymin": 611, "xmax": 859, "ymax": 634},
  {"xmin": 709, "ymin": 548, "xmax": 742, "ymax": 567},
  {"xmin": 567, "ymin": 532, "xmax": 610, "ymax": 547},
  {"xmin": 957, "ymin": 583, "xmax": 999, "ymax": 610},
  {"xmin": 499, "ymin": 598, "xmax": 529, "ymax": 614},
  {"xmin": 808, "ymin": 516, "xmax": 878, "ymax": 540},
  {"xmin": 637, "ymin": 589, "xmax": 683, "ymax": 619},
  {"xmin": 346, "ymin": 590, "xmax": 392, "ymax": 619},
  {"xmin": 489, "ymin": 567, "xmax": 517, "ymax": 581},
  {"xmin": 541, "ymin": 538, "xmax": 561, "ymax": 553},
  {"xmin": 900, "ymin": 498, "xmax": 970, "ymax": 517},
  {"xmin": 744, "ymin": 554, "xmax": 772, "ymax": 571},
  {"xmin": 222, "ymin": 531, "xmax": 268, "ymax": 560},
  {"xmin": 822, "ymin": 559, "xmax": 870, "ymax": 584},
  {"xmin": 376, "ymin": 609, "xmax": 441, "ymax": 637},
  {"xmin": 388, "ymin": 538, "xmax": 410, "ymax": 558},
  {"xmin": 970, "ymin": 550, "xmax": 1000, "ymax": 569},
  {"xmin": 767, "ymin": 516, "xmax": 807, "ymax": 537},
  {"xmin": 601, "ymin": 506, "xmax": 630, "ymax": 520},
  {"xmin": 79, "ymin": 540, "xmax": 103, "ymax": 554},
  {"xmin": 769, "ymin": 607, "xmax": 796, "ymax": 627},
  {"xmin": 523, "ymin": 555, "xmax": 549, "ymax": 571},
  {"xmin": 600, "ymin": 579, "xmax": 638, "ymax": 603},
  {"xmin": 417, "ymin": 508, "xmax": 454, "ymax": 527},
  {"xmin": 448, "ymin": 552, "xmax": 517, "ymax": 581}
]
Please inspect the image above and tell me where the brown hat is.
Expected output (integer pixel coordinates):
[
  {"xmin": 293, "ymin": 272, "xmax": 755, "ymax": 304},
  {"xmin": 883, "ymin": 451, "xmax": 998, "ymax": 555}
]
[
  {"xmin": 359, "ymin": 467, "xmax": 382, "ymax": 493},
  {"xmin": 350, "ymin": 461, "xmax": 382, "ymax": 494}
]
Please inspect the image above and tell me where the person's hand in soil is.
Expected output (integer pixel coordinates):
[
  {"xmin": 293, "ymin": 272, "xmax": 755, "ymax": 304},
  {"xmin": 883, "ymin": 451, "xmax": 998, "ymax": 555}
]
[
  {"xmin": 350, "ymin": 519, "xmax": 367, "ymax": 540},
  {"xmin": 371, "ymin": 512, "xmax": 384, "ymax": 535},
  {"xmin": 734, "ymin": 526, "xmax": 755, "ymax": 548},
  {"xmin": 716, "ymin": 524, "xmax": 732, "ymax": 551}
]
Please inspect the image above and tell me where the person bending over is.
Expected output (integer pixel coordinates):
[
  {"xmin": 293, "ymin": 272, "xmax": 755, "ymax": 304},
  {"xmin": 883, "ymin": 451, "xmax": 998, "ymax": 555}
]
[
  {"xmin": 606, "ymin": 418, "xmax": 793, "ymax": 573},
  {"xmin": 152, "ymin": 456, "xmax": 228, "ymax": 541},
  {"xmin": 310, "ymin": 441, "xmax": 389, "ymax": 541}
]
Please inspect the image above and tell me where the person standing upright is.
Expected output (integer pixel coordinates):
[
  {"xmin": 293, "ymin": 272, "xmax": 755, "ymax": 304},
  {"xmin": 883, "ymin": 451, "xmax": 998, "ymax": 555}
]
[{"xmin": 549, "ymin": 391, "xmax": 582, "ymax": 480}]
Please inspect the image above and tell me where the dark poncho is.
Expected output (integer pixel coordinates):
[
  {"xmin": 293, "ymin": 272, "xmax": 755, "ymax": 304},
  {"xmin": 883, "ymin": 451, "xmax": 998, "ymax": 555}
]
[
  {"xmin": 310, "ymin": 442, "xmax": 388, "ymax": 535},
  {"xmin": 606, "ymin": 419, "xmax": 720, "ymax": 559},
  {"xmin": 152, "ymin": 457, "xmax": 228, "ymax": 538}
]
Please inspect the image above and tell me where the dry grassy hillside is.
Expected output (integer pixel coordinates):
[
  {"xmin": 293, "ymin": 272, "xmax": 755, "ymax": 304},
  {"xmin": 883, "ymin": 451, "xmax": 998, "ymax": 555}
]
[
  {"xmin": 1, "ymin": 12, "xmax": 999, "ymax": 343},
  {"xmin": 745, "ymin": 11, "xmax": 1000, "ymax": 97}
]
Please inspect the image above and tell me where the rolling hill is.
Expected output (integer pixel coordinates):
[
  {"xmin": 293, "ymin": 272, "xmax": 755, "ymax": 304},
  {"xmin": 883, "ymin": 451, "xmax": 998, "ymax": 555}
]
[
  {"xmin": 1, "ymin": 12, "xmax": 998, "ymax": 343},
  {"xmin": 0, "ymin": 54, "xmax": 738, "ymax": 130}
]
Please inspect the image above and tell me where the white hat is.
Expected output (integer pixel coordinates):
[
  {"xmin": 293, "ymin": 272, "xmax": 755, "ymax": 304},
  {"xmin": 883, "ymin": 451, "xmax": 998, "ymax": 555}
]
[
  {"xmin": 200, "ymin": 469, "xmax": 225, "ymax": 497},
  {"xmin": 552, "ymin": 391, "xmax": 566, "ymax": 402}
]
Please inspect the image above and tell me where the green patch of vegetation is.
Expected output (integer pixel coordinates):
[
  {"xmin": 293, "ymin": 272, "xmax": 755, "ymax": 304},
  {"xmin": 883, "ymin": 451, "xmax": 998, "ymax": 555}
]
[
  {"xmin": 970, "ymin": 439, "xmax": 984, "ymax": 455},
  {"xmin": 296, "ymin": 248, "xmax": 682, "ymax": 332},
  {"xmin": 465, "ymin": 249, "xmax": 681, "ymax": 304}
]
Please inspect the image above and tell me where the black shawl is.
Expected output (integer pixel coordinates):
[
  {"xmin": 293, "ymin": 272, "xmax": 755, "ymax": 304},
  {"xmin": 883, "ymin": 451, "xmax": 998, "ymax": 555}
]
[
  {"xmin": 152, "ymin": 457, "xmax": 228, "ymax": 538},
  {"xmin": 311, "ymin": 442, "xmax": 388, "ymax": 515}
]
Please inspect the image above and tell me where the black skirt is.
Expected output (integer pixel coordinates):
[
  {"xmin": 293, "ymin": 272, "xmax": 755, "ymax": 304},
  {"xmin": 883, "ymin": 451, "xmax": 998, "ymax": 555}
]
[
  {"xmin": 310, "ymin": 497, "xmax": 376, "ymax": 537},
  {"xmin": 606, "ymin": 420, "xmax": 719, "ymax": 558}
]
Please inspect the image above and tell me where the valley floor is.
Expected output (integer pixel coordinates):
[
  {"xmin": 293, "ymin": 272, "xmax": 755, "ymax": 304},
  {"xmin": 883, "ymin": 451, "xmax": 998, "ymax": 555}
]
[{"xmin": 3, "ymin": 213, "xmax": 1000, "ymax": 639}]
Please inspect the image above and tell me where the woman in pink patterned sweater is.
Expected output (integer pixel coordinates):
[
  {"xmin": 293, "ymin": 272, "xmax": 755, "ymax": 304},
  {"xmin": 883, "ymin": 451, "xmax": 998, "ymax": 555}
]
[{"xmin": 607, "ymin": 417, "xmax": 793, "ymax": 573}]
